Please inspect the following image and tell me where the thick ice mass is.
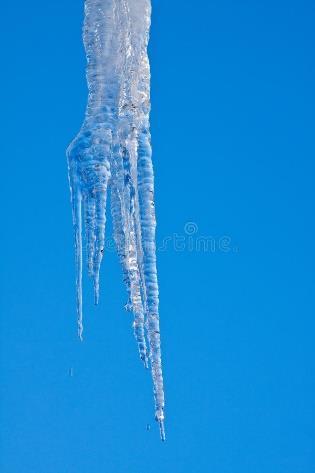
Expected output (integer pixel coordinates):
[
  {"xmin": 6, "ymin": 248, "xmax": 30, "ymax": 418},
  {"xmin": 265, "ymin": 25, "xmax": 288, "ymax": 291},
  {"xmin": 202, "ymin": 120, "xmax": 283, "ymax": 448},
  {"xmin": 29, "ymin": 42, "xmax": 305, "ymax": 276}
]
[{"xmin": 67, "ymin": 0, "xmax": 165, "ymax": 440}]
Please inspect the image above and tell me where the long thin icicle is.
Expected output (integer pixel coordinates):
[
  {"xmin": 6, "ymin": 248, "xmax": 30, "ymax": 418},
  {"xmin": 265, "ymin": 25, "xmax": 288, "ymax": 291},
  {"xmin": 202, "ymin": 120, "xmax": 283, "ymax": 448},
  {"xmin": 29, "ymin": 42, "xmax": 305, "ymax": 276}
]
[{"xmin": 67, "ymin": 0, "xmax": 165, "ymax": 440}]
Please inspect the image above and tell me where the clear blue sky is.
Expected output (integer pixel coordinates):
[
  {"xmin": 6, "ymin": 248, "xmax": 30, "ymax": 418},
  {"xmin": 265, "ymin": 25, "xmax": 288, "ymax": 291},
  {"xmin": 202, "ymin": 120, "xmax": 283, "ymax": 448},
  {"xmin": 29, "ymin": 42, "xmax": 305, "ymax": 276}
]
[{"xmin": 0, "ymin": 1, "xmax": 314, "ymax": 472}]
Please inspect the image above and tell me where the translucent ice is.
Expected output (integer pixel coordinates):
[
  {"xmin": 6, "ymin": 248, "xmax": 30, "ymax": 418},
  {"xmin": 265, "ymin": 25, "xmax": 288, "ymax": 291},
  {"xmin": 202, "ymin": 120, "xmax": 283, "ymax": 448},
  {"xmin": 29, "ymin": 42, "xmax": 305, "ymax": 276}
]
[{"xmin": 67, "ymin": 0, "xmax": 165, "ymax": 440}]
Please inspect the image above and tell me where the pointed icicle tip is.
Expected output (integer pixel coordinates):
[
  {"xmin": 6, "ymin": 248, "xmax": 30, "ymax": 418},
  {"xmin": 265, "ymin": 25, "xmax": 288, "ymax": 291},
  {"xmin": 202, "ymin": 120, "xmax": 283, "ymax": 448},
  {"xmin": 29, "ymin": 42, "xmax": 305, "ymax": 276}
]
[
  {"xmin": 93, "ymin": 276, "xmax": 100, "ymax": 305},
  {"xmin": 159, "ymin": 419, "xmax": 166, "ymax": 442},
  {"xmin": 94, "ymin": 289, "xmax": 99, "ymax": 306}
]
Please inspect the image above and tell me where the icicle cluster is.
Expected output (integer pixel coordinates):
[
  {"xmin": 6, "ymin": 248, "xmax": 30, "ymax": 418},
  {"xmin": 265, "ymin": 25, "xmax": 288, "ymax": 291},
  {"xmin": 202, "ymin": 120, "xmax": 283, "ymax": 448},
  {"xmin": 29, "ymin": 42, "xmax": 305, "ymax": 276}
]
[{"xmin": 66, "ymin": 0, "xmax": 165, "ymax": 440}]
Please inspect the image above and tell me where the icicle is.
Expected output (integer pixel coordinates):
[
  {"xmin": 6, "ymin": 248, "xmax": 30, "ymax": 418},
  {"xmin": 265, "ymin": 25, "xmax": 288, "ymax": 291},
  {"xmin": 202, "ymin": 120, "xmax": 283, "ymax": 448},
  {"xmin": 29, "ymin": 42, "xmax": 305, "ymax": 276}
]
[
  {"xmin": 70, "ymin": 181, "xmax": 83, "ymax": 341},
  {"xmin": 137, "ymin": 125, "xmax": 165, "ymax": 439},
  {"xmin": 128, "ymin": 0, "xmax": 166, "ymax": 438},
  {"xmin": 84, "ymin": 193, "xmax": 96, "ymax": 276},
  {"xmin": 110, "ymin": 143, "xmax": 148, "ymax": 367},
  {"xmin": 67, "ymin": 0, "xmax": 165, "ymax": 440}
]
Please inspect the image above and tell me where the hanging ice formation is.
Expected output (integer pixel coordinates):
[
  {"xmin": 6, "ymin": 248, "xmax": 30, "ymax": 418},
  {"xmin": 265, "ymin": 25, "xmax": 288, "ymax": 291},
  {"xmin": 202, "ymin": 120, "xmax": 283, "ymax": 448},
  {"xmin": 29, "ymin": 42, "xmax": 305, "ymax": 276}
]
[{"xmin": 66, "ymin": 0, "xmax": 165, "ymax": 440}]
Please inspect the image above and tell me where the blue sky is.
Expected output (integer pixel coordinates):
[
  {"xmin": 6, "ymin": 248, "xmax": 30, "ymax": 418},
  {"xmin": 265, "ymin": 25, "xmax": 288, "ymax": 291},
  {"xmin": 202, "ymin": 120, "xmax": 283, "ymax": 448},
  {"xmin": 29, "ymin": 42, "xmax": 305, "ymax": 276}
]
[{"xmin": 0, "ymin": 1, "xmax": 314, "ymax": 472}]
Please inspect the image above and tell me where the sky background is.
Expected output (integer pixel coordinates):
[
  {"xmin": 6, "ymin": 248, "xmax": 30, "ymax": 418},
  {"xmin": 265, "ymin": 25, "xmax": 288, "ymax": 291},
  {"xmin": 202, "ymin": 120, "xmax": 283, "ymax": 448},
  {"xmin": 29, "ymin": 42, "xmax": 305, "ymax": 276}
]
[{"xmin": 0, "ymin": 1, "xmax": 314, "ymax": 472}]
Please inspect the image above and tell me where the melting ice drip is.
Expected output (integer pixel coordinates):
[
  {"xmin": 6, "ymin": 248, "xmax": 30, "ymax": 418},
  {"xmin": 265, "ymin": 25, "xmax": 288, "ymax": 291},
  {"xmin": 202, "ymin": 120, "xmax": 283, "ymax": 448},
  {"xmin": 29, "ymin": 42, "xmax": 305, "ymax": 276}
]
[{"xmin": 66, "ymin": 0, "xmax": 165, "ymax": 440}]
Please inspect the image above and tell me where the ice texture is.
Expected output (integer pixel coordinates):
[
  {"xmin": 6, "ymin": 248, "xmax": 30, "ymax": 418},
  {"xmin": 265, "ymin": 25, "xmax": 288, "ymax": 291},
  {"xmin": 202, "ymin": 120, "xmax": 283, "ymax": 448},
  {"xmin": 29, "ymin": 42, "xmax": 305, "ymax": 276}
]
[{"xmin": 66, "ymin": 0, "xmax": 165, "ymax": 440}]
